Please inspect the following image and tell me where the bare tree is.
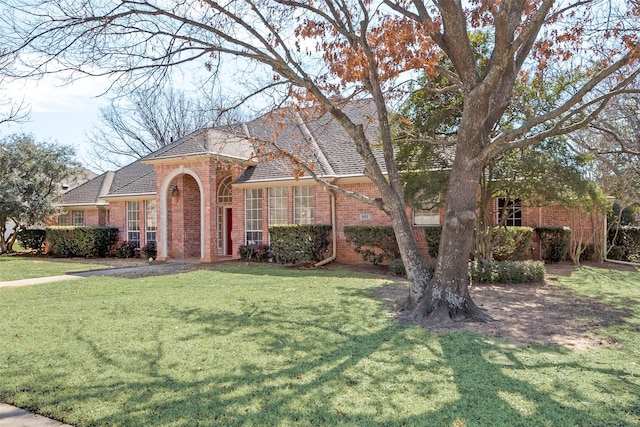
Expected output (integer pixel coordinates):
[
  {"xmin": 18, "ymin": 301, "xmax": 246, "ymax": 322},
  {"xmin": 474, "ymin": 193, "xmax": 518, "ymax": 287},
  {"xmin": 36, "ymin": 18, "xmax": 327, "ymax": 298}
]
[
  {"xmin": 571, "ymin": 93, "xmax": 640, "ymax": 207},
  {"xmin": 86, "ymin": 86, "xmax": 243, "ymax": 170},
  {"xmin": 3, "ymin": 0, "xmax": 639, "ymax": 324},
  {"xmin": 0, "ymin": 53, "xmax": 30, "ymax": 127}
]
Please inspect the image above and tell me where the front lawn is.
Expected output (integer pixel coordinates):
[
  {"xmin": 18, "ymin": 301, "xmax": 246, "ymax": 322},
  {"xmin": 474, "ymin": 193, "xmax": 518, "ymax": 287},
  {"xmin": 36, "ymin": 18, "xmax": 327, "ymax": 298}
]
[
  {"xmin": 0, "ymin": 257, "xmax": 108, "ymax": 281},
  {"xmin": 0, "ymin": 263, "xmax": 638, "ymax": 426}
]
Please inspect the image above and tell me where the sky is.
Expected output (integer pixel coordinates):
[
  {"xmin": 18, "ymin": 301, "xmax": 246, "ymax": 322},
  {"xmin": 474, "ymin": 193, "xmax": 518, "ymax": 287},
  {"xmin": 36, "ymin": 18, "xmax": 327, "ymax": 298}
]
[{"xmin": 2, "ymin": 73, "xmax": 112, "ymax": 171}]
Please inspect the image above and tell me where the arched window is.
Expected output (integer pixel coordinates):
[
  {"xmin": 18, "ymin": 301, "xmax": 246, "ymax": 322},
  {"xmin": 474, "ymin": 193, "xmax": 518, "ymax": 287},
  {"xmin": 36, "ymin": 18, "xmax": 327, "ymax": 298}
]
[{"xmin": 218, "ymin": 176, "xmax": 232, "ymax": 204}]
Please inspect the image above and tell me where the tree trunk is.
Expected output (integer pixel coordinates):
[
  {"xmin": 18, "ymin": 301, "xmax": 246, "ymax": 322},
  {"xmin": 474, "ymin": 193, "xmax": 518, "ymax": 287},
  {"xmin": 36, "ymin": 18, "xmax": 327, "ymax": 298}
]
[
  {"xmin": 386, "ymin": 197, "xmax": 431, "ymax": 305},
  {"xmin": 412, "ymin": 143, "xmax": 489, "ymax": 324}
]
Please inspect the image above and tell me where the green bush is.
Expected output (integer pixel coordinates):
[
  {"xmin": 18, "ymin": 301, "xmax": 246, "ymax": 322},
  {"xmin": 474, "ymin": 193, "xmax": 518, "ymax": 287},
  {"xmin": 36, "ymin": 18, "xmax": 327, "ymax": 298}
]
[
  {"xmin": 607, "ymin": 245, "xmax": 624, "ymax": 260},
  {"xmin": 141, "ymin": 241, "xmax": 157, "ymax": 260},
  {"xmin": 491, "ymin": 226, "xmax": 533, "ymax": 261},
  {"xmin": 46, "ymin": 226, "xmax": 119, "ymax": 257},
  {"xmin": 344, "ymin": 225, "xmax": 400, "ymax": 265},
  {"xmin": 238, "ymin": 243, "xmax": 272, "ymax": 262},
  {"xmin": 388, "ymin": 258, "xmax": 406, "ymax": 276},
  {"xmin": 115, "ymin": 241, "xmax": 137, "ymax": 258},
  {"xmin": 423, "ymin": 227, "xmax": 441, "ymax": 258},
  {"xmin": 16, "ymin": 229, "xmax": 46, "ymax": 252},
  {"xmin": 269, "ymin": 224, "xmax": 331, "ymax": 264},
  {"xmin": 470, "ymin": 259, "xmax": 546, "ymax": 284},
  {"xmin": 608, "ymin": 226, "xmax": 640, "ymax": 262},
  {"xmin": 535, "ymin": 227, "xmax": 571, "ymax": 263}
]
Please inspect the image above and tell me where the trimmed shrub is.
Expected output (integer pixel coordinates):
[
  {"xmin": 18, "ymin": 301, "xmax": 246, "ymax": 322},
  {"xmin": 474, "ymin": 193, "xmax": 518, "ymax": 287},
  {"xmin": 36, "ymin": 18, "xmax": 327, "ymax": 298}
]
[
  {"xmin": 491, "ymin": 226, "xmax": 533, "ymax": 261},
  {"xmin": 269, "ymin": 224, "xmax": 331, "ymax": 264},
  {"xmin": 115, "ymin": 241, "xmax": 137, "ymax": 258},
  {"xmin": 423, "ymin": 227, "xmax": 441, "ymax": 258},
  {"xmin": 344, "ymin": 225, "xmax": 400, "ymax": 265},
  {"xmin": 46, "ymin": 226, "xmax": 118, "ymax": 257},
  {"xmin": 238, "ymin": 243, "xmax": 272, "ymax": 262},
  {"xmin": 141, "ymin": 241, "xmax": 157, "ymax": 260},
  {"xmin": 535, "ymin": 227, "xmax": 571, "ymax": 263},
  {"xmin": 608, "ymin": 226, "xmax": 640, "ymax": 262},
  {"xmin": 470, "ymin": 259, "xmax": 545, "ymax": 284},
  {"xmin": 16, "ymin": 228, "xmax": 46, "ymax": 252},
  {"xmin": 388, "ymin": 258, "xmax": 406, "ymax": 276}
]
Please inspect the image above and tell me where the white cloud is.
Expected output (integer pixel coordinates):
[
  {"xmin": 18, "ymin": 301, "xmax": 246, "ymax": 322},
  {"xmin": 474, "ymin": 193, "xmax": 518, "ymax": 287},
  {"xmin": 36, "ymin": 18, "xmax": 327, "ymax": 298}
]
[{"xmin": 4, "ymin": 73, "xmax": 110, "ymax": 113}]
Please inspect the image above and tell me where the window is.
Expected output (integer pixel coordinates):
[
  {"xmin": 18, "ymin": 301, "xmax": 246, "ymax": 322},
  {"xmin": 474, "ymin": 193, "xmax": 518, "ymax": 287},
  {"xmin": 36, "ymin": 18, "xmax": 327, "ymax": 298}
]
[
  {"xmin": 59, "ymin": 212, "xmax": 69, "ymax": 226},
  {"xmin": 497, "ymin": 197, "xmax": 522, "ymax": 226},
  {"xmin": 268, "ymin": 187, "xmax": 288, "ymax": 225},
  {"xmin": 72, "ymin": 211, "xmax": 84, "ymax": 226},
  {"xmin": 218, "ymin": 176, "xmax": 232, "ymax": 204},
  {"xmin": 145, "ymin": 200, "xmax": 157, "ymax": 244},
  {"xmin": 126, "ymin": 201, "xmax": 141, "ymax": 248},
  {"xmin": 245, "ymin": 189, "xmax": 263, "ymax": 243},
  {"xmin": 294, "ymin": 186, "xmax": 314, "ymax": 224},
  {"xmin": 413, "ymin": 205, "xmax": 440, "ymax": 227}
]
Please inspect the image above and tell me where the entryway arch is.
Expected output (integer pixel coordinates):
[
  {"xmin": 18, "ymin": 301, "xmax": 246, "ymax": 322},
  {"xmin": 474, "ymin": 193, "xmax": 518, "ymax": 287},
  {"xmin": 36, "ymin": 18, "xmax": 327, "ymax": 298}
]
[{"xmin": 159, "ymin": 166, "xmax": 206, "ymax": 261}]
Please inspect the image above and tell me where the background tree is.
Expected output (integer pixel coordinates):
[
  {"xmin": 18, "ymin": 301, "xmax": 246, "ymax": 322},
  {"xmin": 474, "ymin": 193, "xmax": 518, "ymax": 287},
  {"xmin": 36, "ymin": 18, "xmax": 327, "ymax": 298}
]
[
  {"xmin": 3, "ymin": 1, "xmax": 639, "ymax": 324},
  {"xmin": 571, "ymin": 92, "xmax": 640, "ymax": 208},
  {"xmin": 0, "ymin": 133, "xmax": 78, "ymax": 254},
  {"xmin": 0, "ymin": 52, "xmax": 30, "ymax": 127},
  {"xmin": 396, "ymin": 63, "xmax": 603, "ymax": 262},
  {"xmin": 86, "ymin": 86, "xmax": 243, "ymax": 170}
]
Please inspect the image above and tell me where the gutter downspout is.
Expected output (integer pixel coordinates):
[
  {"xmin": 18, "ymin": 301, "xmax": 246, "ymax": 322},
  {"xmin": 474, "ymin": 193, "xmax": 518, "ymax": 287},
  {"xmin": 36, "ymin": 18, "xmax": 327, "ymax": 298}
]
[{"xmin": 315, "ymin": 191, "xmax": 337, "ymax": 267}]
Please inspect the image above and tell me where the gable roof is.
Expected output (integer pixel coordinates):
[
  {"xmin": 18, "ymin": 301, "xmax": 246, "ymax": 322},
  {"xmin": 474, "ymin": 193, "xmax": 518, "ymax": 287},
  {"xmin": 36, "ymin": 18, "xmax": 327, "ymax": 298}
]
[
  {"xmin": 144, "ymin": 128, "xmax": 255, "ymax": 164},
  {"xmin": 60, "ymin": 99, "xmax": 383, "ymax": 206},
  {"xmin": 235, "ymin": 98, "xmax": 384, "ymax": 184},
  {"xmin": 59, "ymin": 160, "xmax": 154, "ymax": 206}
]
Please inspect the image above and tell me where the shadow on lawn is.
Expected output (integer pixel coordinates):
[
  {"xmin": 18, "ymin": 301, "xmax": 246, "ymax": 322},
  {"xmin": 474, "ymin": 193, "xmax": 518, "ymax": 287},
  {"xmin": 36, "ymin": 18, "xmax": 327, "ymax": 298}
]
[{"xmin": 44, "ymin": 303, "xmax": 637, "ymax": 426}]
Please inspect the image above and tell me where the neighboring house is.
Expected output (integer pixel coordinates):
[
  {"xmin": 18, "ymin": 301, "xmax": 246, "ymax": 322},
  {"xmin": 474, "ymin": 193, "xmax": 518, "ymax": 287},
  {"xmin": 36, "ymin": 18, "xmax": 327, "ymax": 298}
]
[{"xmin": 57, "ymin": 100, "xmax": 604, "ymax": 263}]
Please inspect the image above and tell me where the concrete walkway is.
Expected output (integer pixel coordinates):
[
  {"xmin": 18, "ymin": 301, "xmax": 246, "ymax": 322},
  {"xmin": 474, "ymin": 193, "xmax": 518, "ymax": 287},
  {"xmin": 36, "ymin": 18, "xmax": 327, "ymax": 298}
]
[{"xmin": 0, "ymin": 403, "xmax": 73, "ymax": 427}]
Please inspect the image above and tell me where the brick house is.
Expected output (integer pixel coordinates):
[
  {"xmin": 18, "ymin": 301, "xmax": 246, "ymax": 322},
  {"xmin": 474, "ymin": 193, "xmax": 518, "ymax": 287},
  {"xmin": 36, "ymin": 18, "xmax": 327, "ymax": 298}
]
[{"xmin": 58, "ymin": 100, "xmax": 604, "ymax": 263}]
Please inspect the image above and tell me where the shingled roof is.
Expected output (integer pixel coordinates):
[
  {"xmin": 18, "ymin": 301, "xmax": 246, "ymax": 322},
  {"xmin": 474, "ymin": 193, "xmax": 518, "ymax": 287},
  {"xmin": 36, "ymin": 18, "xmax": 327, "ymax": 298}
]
[
  {"xmin": 234, "ymin": 98, "xmax": 384, "ymax": 184},
  {"xmin": 60, "ymin": 99, "xmax": 383, "ymax": 206},
  {"xmin": 59, "ymin": 160, "xmax": 154, "ymax": 206},
  {"xmin": 144, "ymin": 128, "xmax": 255, "ymax": 164}
]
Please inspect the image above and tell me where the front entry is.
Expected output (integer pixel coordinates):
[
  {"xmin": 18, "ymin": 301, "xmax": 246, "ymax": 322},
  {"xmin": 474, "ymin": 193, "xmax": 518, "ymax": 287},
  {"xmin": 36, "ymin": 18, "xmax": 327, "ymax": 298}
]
[{"xmin": 225, "ymin": 208, "xmax": 233, "ymax": 256}]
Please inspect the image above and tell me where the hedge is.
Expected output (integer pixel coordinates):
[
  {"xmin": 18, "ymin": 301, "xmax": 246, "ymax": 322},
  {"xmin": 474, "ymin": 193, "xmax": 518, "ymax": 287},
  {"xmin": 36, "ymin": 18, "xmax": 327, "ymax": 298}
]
[
  {"xmin": 389, "ymin": 258, "xmax": 545, "ymax": 283},
  {"xmin": 344, "ymin": 225, "xmax": 400, "ymax": 265},
  {"xmin": 491, "ymin": 226, "xmax": 533, "ymax": 261},
  {"xmin": 269, "ymin": 224, "xmax": 331, "ymax": 264},
  {"xmin": 607, "ymin": 226, "xmax": 640, "ymax": 262},
  {"xmin": 16, "ymin": 229, "xmax": 47, "ymax": 252},
  {"xmin": 535, "ymin": 226, "xmax": 571, "ymax": 263},
  {"xmin": 46, "ymin": 226, "xmax": 119, "ymax": 257},
  {"xmin": 470, "ymin": 259, "xmax": 546, "ymax": 284}
]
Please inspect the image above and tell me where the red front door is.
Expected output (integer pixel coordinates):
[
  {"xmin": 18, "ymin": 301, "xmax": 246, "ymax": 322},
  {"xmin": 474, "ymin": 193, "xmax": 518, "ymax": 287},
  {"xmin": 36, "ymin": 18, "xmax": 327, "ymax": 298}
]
[{"xmin": 225, "ymin": 208, "xmax": 233, "ymax": 255}]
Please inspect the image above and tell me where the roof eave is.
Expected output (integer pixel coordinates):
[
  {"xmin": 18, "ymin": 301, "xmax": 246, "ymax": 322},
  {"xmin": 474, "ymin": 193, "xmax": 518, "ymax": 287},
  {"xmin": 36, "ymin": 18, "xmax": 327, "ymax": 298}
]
[
  {"xmin": 142, "ymin": 153, "xmax": 257, "ymax": 166},
  {"xmin": 99, "ymin": 192, "xmax": 157, "ymax": 201}
]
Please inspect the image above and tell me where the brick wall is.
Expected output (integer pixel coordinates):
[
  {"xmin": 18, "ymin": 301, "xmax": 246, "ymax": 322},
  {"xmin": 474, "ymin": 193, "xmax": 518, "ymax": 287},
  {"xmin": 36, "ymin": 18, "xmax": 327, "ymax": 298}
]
[{"xmin": 229, "ymin": 181, "xmax": 429, "ymax": 264}]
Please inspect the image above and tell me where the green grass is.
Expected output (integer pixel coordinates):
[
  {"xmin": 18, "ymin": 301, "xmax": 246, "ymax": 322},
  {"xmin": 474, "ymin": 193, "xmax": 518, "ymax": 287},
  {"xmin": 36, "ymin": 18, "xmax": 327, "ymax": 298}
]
[
  {"xmin": 0, "ymin": 257, "xmax": 107, "ymax": 281},
  {"xmin": 1, "ymin": 263, "xmax": 639, "ymax": 426}
]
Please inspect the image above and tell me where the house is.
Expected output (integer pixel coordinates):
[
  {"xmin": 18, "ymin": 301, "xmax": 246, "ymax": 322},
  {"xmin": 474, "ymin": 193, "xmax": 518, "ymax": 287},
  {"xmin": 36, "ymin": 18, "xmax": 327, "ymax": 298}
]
[{"xmin": 58, "ymin": 99, "xmax": 604, "ymax": 263}]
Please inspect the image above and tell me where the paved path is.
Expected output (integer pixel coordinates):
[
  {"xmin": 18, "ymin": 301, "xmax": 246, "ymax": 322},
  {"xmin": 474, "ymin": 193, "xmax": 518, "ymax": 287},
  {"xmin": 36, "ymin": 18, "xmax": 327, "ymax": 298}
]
[
  {"xmin": 0, "ymin": 262, "xmax": 200, "ymax": 288},
  {"xmin": 0, "ymin": 403, "xmax": 73, "ymax": 427}
]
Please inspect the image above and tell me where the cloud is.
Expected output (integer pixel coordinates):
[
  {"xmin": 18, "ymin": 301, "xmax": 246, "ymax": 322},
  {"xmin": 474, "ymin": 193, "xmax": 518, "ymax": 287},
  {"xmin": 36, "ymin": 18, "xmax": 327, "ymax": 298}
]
[{"xmin": 4, "ymin": 73, "xmax": 110, "ymax": 113}]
